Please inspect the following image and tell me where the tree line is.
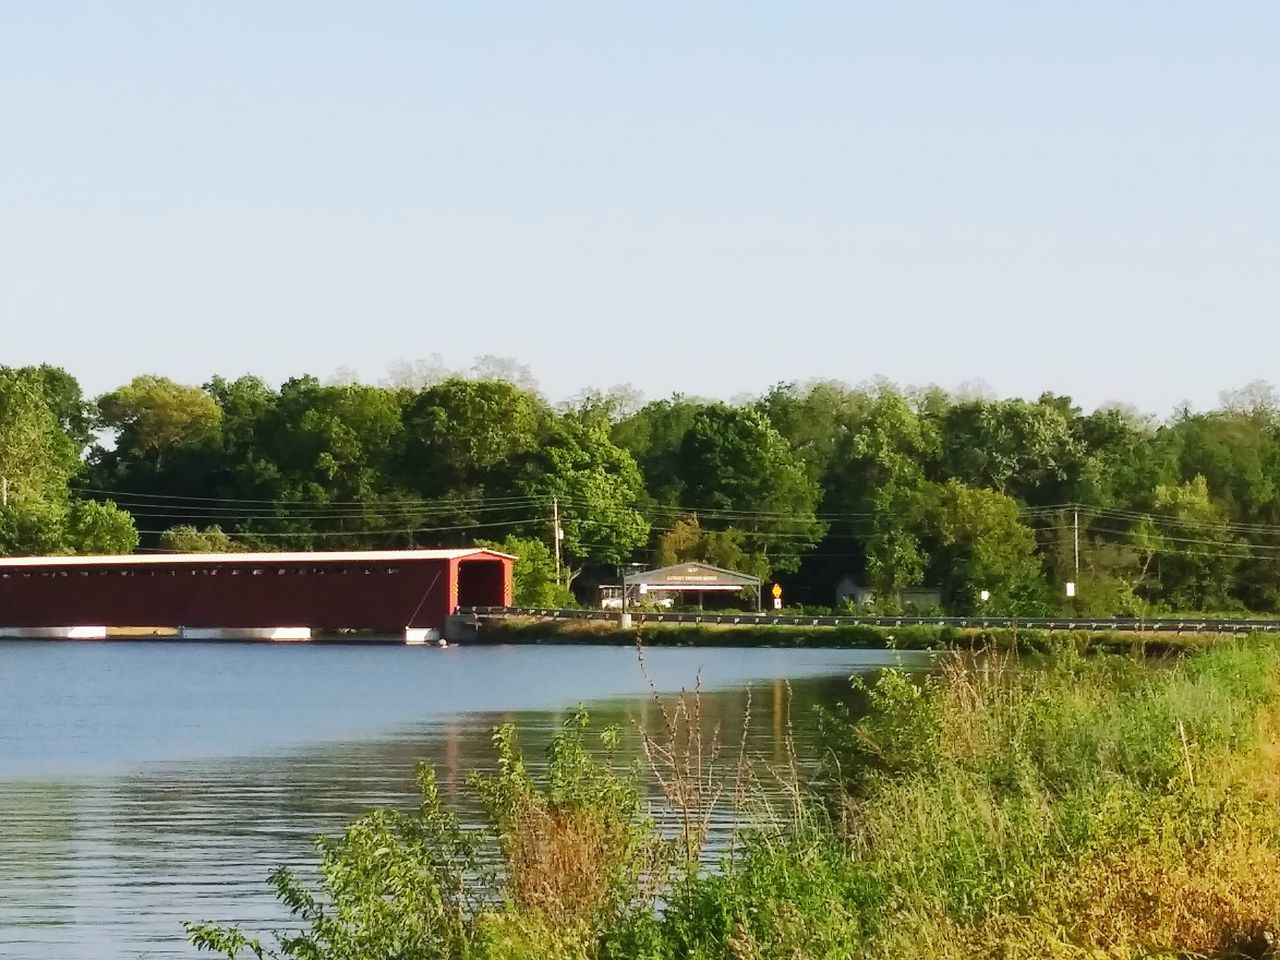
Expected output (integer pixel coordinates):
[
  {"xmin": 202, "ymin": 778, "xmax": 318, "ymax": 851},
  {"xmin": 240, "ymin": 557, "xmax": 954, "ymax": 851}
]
[{"xmin": 4, "ymin": 361, "xmax": 1280, "ymax": 615}]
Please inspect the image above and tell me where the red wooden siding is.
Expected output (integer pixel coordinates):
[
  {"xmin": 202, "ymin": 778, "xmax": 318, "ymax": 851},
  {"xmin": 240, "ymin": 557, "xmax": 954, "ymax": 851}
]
[{"xmin": 0, "ymin": 550, "xmax": 513, "ymax": 632}]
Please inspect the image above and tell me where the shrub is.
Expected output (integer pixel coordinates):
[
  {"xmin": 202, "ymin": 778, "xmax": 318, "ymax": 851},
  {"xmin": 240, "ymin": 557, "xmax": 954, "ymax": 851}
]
[{"xmin": 190, "ymin": 640, "xmax": 1280, "ymax": 960}]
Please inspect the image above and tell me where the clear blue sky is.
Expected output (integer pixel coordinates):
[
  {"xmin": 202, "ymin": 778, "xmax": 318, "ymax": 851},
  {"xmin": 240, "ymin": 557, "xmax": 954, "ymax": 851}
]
[{"xmin": 2, "ymin": 2, "xmax": 1277, "ymax": 413}]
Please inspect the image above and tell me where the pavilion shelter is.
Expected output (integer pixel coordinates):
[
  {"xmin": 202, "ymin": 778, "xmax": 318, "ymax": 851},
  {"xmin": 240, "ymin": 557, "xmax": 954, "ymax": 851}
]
[{"xmin": 623, "ymin": 561, "xmax": 762, "ymax": 611}]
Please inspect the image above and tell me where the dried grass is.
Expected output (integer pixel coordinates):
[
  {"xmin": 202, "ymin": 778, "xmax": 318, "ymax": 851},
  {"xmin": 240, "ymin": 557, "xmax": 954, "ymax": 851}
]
[{"xmin": 503, "ymin": 798, "xmax": 634, "ymax": 924}]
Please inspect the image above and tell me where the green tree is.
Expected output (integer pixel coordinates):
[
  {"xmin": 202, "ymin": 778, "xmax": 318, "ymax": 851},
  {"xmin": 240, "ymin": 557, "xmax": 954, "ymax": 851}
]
[
  {"xmin": 97, "ymin": 375, "xmax": 223, "ymax": 466},
  {"xmin": 516, "ymin": 416, "xmax": 649, "ymax": 583},
  {"xmin": 0, "ymin": 497, "xmax": 69, "ymax": 555},
  {"xmin": 64, "ymin": 366, "xmax": 1280, "ymax": 615},
  {"xmin": 399, "ymin": 378, "xmax": 543, "ymax": 498},
  {"xmin": 829, "ymin": 391, "xmax": 939, "ymax": 596},
  {"xmin": 1165, "ymin": 402, "xmax": 1280, "ymax": 610},
  {"xmin": 0, "ymin": 367, "xmax": 81, "ymax": 501},
  {"xmin": 922, "ymin": 480, "xmax": 1049, "ymax": 615},
  {"xmin": 938, "ymin": 395, "xmax": 1086, "ymax": 505},
  {"xmin": 652, "ymin": 515, "xmax": 761, "ymax": 579},
  {"xmin": 612, "ymin": 396, "xmax": 710, "ymax": 507},
  {"xmin": 755, "ymin": 380, "xmax": 872, "ymax": 486},
  {"xmin": 158, "ymin": 524, "xmax": 239, "ymax": 553},
  {"xmin": 560, "ymin": 384, "xmax": 643, "ymax": 428},
  {"xmin": 1168, "ymin": 407, "xmax": 1280, "ymax": 520},
  {"xmin": 223, "ymin": 378, "xmax": 407, "ymax": 547},
  {"xmin": 677, "ymin": 405, "xmax": 824, "ymax": 577},
  {"xmin": 1075, "ymin": 405, "xmax": 1175, "ymax": 511},
  {"xmin": 0, "ymin": 368, "xmax": 137, "ymax": 555},
  {"xmin": 65, "ymin": 500, "xmax": 140, "ymax": 554},
  {"xmin": 1133, "ymin": 475, "xmax": 1243, "ymax": 611},
  {"xmin": 206, "ymin": 375, "xmax": 279, "ymax": 464},
  {"xmin": 1, "ymin": 364, "xmax": 94, "ymax": 449}
]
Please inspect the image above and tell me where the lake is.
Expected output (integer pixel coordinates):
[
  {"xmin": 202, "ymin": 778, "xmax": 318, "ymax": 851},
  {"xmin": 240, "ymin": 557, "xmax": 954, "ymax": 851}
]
[{"xmin": 0, "ymin": 641, "xmax": 931, "ymax": 959}]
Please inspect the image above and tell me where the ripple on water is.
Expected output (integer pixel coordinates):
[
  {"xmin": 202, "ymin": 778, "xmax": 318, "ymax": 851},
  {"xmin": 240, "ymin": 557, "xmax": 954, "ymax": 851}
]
[{"xmin": 0, "ymin": 642, "xmax": 931, "ymax": 959}]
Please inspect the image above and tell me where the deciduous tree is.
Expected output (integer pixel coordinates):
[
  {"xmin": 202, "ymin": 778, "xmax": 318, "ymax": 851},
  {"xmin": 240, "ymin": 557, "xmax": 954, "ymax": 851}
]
[
  {"xmin": 98, "ymin": 375, "xmax": 222, "ymax": 466},
  {"xmin": 515, "ymin": 417, "xmax": 649, "ymax": 583},
  {"xmin": 677, "ymin": 405, "xmax": 824, "ymax": 576}
]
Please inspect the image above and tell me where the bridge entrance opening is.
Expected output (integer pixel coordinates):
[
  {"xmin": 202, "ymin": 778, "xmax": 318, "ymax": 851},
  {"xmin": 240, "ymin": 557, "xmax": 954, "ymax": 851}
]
[{"xmin": 457, "ymin": 559, "xmax": 508, "ymax": 608}]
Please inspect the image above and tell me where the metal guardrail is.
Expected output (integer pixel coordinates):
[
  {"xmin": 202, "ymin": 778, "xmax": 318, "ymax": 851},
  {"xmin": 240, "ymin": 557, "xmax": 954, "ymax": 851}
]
[{"xmin": 459, "ymin": 606, "xmax": 1280, "ymax": 635}]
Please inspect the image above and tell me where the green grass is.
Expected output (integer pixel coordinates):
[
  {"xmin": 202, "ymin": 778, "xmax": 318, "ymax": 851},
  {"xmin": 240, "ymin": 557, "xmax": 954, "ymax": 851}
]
[
  {"xmin": 188, "ymin": 638, "xmax": 1280, "ymax": 960},
  {"xmin": 479, "ymin": 615, "xmax": 1221, "ymax": 655}
]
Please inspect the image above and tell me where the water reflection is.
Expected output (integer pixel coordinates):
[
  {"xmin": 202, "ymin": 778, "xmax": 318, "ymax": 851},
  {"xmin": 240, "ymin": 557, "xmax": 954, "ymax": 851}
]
[{"xmin": 0, "ymin": 642, "xmax": 930, "ymax": 959}]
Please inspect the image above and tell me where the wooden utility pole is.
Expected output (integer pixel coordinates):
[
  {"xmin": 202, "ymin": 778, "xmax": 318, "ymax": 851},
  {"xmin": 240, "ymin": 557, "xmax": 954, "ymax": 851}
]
[
  {"xmin": 552, "ymin": 496, "xmax": 562, "ymax": 586},
  {"xmin": 1073, "ymin": 508, "xmax": 1080, "ymax": 582}
]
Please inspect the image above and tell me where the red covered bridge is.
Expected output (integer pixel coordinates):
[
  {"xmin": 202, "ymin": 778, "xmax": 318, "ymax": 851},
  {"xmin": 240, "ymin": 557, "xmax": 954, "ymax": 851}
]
[{"xmin": 0, "ymin": 548, "xmax": 514, "ymax": 643}]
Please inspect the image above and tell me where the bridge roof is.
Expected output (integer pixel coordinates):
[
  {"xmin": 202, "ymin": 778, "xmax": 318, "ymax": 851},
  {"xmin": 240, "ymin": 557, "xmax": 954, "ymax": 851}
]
[{"xmin": 0, "ymin": 548, "xmax": 516, "ymax": 568}]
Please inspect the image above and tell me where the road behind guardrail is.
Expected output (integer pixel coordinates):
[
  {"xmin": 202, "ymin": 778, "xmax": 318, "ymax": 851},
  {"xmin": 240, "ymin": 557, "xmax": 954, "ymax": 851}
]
[{"xmin": 460, "ymin": 606, "xmax": 1280, "ymax": 635}]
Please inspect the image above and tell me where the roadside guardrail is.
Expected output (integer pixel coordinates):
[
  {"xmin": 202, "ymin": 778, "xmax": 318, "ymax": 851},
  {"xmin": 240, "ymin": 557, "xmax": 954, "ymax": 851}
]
[{"xmin": 458, "ymin": 607, "xmax": 1280, "ymax": 635}]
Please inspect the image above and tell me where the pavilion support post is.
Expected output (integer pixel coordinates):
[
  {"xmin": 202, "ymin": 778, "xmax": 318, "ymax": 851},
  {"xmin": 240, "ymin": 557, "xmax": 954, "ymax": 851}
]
[{"xmin": 619, "ymin": 580, "xmax": 632, "ymax": 629}]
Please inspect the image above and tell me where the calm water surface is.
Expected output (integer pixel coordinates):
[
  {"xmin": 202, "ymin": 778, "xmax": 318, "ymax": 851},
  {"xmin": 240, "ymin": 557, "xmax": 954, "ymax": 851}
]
[{"xmin": 0, "ymin": 641, "xmax": 931, "ymax": 959}]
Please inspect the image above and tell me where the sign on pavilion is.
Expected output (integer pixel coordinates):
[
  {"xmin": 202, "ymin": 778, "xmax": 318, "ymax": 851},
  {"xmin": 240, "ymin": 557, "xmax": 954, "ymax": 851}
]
[{"xmin": 623, "ymin": 561, "xmax": 762, "ymax": 611}]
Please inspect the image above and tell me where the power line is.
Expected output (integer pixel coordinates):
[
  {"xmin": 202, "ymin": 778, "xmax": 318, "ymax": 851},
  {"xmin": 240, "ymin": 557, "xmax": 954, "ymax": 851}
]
[
  {"xmin": 69, "ymin": 484, "xmax": 1090, "ymax": 527},
  {"xmin": 97, "ymin": 502, "xmax": 546, "ymax": 521},
  {"xmin": 1081, "ymin": 524, "xmax": 1278, "ymax": 553},
  {"xmin": 135, "ymin": 516, "xmax": 548, "ymax": 539},
  {"xmin": 72, "ymin": 492, "xmax": 547, "ymax": 523},
  {"xmin": 70, "ymin": 485, "xmax": 545, "ymax": 509},
  {"xmin": 67, "ymin": 482, "xmax": 1280, "ymax": 563},
  {"xmin": 1079, "ymin": 505, "xmax": 1280, "ymax": 537}
]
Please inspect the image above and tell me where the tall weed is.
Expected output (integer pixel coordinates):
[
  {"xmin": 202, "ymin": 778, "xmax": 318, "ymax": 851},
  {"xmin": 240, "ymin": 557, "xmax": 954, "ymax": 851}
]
[{"xmin": 189, "ymin": 639, "xmax": 1280, "ymax": 960}]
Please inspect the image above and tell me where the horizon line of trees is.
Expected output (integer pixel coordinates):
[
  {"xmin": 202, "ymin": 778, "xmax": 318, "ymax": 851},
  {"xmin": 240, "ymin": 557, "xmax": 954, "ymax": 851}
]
[{"xmin": 5, "ymin": 359, "xmax": 1280, "ymax": 616}]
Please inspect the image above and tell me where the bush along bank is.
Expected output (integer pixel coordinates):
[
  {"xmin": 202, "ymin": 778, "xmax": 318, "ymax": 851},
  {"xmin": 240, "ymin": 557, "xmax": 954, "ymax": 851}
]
[
  {"xmin": 188, "ymin": 639, "xmax": 1280, "ymax": 960},
  {"xmin": 476, "ymin": 615, "xmax": 1220, "ymax": 656}
]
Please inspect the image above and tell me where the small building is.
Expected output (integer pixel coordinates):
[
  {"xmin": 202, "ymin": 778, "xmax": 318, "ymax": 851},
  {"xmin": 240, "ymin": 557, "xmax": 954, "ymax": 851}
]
[
  {"xmin": 0, "ymin": 548, "xmax": 514, "ymax": 643},
  {"xmin": 835, "ymin": 575, "xmax": 942, "ymax": 612},
  {"xmin": 623, "ymin": 561, "xmax": 762, "ymax": 610}
]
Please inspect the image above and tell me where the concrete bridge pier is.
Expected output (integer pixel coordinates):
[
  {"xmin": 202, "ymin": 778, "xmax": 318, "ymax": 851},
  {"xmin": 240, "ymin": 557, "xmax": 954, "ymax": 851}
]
[
  {"xmin": 404, "ymin": 627, "xmax": 443, "ymax": 645},
  {"xmin": 0, "ymin": 626, "xmax": 109, "ymax": 639},
  {"xmin": 179, "ymin": 627, "xmax": 312, "ymax": 641}
]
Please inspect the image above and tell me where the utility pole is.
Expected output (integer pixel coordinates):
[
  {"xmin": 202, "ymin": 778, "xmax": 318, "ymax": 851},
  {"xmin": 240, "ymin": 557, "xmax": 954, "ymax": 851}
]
[
  {"xmin": 618, "ymin": 562, "xmax": 632, "ymax": 628},
  {"xmin": 1, "ymin": 476, "xmax": 7, "ymax": 508},
  {"xmin": 1073, "ymin": 508, "xmax": 1080, "ymax": 582},
  {"xmin": 552, "ymin": 496, "xmax": 562, "ymax": 586}
]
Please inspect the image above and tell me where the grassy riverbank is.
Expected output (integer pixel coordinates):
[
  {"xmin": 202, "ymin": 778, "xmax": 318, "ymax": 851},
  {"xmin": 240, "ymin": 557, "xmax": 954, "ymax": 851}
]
[
  {"xmin": 189, "ymin": 639, "xmax": 1280, "ymax": 959},
  {"xmin": 478, "ymin": 614, "xmax": 1222, "ymax": 655}
]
